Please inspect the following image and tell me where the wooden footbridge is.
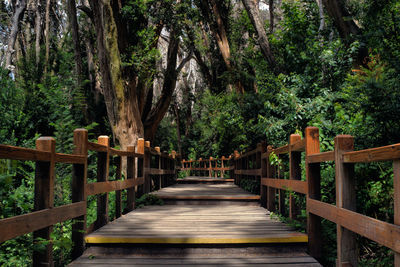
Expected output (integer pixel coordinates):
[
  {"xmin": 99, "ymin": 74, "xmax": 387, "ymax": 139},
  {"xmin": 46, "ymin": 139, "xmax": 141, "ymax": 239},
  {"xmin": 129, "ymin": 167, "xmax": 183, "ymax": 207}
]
[{"xmin": 1, "ymin": 127, "xmax": 400, "ymax": 266}]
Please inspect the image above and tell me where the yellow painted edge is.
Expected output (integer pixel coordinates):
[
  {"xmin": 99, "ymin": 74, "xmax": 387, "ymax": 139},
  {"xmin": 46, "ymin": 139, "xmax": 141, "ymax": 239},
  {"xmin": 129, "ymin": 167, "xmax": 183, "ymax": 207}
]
[{"xmin": 85, "ymin": 235, "xmax": 308, "ymax": 244}]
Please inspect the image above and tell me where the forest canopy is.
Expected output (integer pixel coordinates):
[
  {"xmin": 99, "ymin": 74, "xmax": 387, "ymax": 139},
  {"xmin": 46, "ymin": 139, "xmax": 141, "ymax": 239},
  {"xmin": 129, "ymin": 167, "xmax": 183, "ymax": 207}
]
[{"xmin": 1, "ymin": 0, "xmax": 400, "ymax": 266}]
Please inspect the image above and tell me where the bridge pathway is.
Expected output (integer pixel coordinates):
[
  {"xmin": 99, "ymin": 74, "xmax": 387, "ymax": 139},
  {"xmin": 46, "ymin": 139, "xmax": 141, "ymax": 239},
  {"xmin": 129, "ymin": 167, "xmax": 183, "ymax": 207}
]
[{"xmin": 70, "ymin": 177, "xmax": 320, "ymax": 266}]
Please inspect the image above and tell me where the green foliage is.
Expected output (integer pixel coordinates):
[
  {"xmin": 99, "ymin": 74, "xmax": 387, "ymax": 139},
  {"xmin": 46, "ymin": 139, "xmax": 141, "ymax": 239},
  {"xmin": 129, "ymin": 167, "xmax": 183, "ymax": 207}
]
[{"xmin": 135, "ymin": 194, "xmax": 164, "ymax": 208}]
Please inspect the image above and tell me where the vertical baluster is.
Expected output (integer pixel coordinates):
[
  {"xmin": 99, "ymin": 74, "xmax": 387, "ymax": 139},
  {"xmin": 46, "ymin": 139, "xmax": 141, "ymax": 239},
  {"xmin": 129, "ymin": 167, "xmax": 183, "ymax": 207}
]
[
  {"xmin": 289, "ymin": 134, "xmax": 302, "ymax": 219},
  {"xmin": 33, "ymin": 137, "xmax": 56, "ymax": 266},
  {"xmin": 126, "ymin": 145, "xmax": 136, "ymax": 212},
  {"xmin": 305, "ymin": 127, "xmax": 322, "ymax": 261},
  {"xmin": 115, "ymin": 156, "xmax": 122, "ymax": 218},
  {"xmin": 266, "ymin": 145, "xmax": 276, "ymax": 212},
  {"xmin": 335, "ymin": 135, "xmax": 357, "ymax": 267},
  {"xmin": 95, "ymin": 136, "xmax": 109, "ymax": 230},
  {"xmin": 71, "ymin": 129, "xmax": 88, "ymax": 260}
]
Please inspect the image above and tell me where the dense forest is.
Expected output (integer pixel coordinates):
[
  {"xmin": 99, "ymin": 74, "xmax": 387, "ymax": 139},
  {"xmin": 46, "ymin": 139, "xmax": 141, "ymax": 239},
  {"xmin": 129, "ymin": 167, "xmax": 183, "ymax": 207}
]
[{"xmin": 0, "ymin": 0, "xmax": 400, "ymax": 266}]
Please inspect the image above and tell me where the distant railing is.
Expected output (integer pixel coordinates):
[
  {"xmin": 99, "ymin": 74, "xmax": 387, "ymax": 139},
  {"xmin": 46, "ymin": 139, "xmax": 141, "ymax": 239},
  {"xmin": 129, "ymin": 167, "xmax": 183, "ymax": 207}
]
[
  {"xmin": 232, "ymin": 127, "xmax": 400, "ymax": 266},
  {"xmin": 181, "ymin": 156, "xmax": 233, "ymax": 178},
  {"xmin": 0, "ymin": 129, "xmax": 177, "ymax": 265}
]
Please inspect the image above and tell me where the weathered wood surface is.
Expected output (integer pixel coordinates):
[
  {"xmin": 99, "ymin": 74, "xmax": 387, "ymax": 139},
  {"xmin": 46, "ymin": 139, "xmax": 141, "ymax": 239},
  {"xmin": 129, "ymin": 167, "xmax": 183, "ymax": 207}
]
[
  {"xmin": 150, "ymin": 184, "xmax": 260, "ymax": 200},
  {"xmin": 177, "ymin": 176, "xmax": 234, "ymax": 183},
  {"xmin": 85, "ymin": 205, "xmax": 307, "ymax": 244},
  {"xmin": 70, "ymin": 254, "xmax": 321, "ymax": 266}
]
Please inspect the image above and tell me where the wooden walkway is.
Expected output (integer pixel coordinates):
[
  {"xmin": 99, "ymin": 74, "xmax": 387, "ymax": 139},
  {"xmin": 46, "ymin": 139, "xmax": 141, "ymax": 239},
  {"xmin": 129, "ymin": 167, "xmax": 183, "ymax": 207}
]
[{"xmin": 71, "ymin": 179, "xmax": 320, "ymax": 266}]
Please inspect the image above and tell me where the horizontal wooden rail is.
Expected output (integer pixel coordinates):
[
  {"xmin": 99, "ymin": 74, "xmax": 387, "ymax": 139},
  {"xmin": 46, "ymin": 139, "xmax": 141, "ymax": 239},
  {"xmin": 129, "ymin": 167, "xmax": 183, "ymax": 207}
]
[
  {"xmin": 55, "ymin": 153, "xmax": 86, "ymax": 164},
  {"xmin": 274, "ymin": 144, "xmax": 289, "ymax": 155},
  {"xmin": 86, "ymin": 178, "xmax": 145, "ymax": 196},
  {"xmin": 234, "ymin": 169, "xmax": 262, "ymax": 176},
  {"xmin": 0, "ymin": 201, "xmax": 86, "ymax": 243},
  {"xmin": 109, "ymin": 148, "xmax": 143, "ymax": 158},
  {"xmin": 307, "ymin": 198, "xmax": 400, "ymax": 253},
  {"xmin": 261, "ymin": 178, "xmax": 307, "ymax": 194},
  {"xmin": 307, "ymin": 151, "xmax": 334, "ymax": 163},
  {"xmin": 145, "ymin": 168, "xmax": 176, "ymax": 175},
  {"xmin": 0, "ymin": 144, "xmax": 51, "ymax": 161},
  {"xmin": 290, "ymin": 139, "xmax": 305, "ymax": 152},
  {"xmin": 343, "ymin": 143, "xmax": 400, "ymax": 163},
  {"xmin": 239, "ymin": 148, "xmax": 260, "ymax": 158},
  {"xmin": 87, "ymin": 141, "xmax": 108, "ymax": 152}
]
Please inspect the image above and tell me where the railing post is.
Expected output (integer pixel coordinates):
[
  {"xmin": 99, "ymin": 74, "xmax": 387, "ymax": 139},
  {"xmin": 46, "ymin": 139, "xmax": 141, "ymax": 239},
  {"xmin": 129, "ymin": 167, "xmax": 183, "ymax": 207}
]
[
  {"xmin": 266, "ymin": 145, "xmax": 276, "ymax": 212},
  {"xmin": 209, "ymin": 157, "xmax": 212, "ymax": 177},
  {"xmin": 394, "ymin": 160, "xmax": 400, "ymax": 267},
  {"xmin": 335, "ymin": 135, "xmax": 357, "ymax": 267},
  {"xmin": 71, "ymin": 129, "xmax": 88, "ymax": 260},
  {"xmin": 95, "ymin": 136, "xmax": 109, "ymax": 230},
  {"xmin": 234, "ymin": 151, "xmax": 239, "ymax": 184},
  {"xmin": 144, "ymin": 141, "xmax": 151, "ymax": 193},
  {"xmin": 171, "ymin": 150, "xmax": 177, "ymax": 183},
  {"xmin": 289, "ymin": 134, "xmax": 302, "ymax": 220},
  {"xmin": 155, "ymin": 147, "xmax": 161, "ymax": 190},
  {"xmin": 126, "ymin": 145, "xmax": 136, "ymax": 212},
  {"xmin": 221, "ymin": 156, "xmax": 225, "ymax": 178},
  {"xmin": 115, "ymin": 156, "xmax": 122, "ymax": 218},
  {"xmin": 33, "ymin": 137, "xmax": 56, "ymax": 266},
  {"xmin": 136, "ymin": 138, "xmax": 145, "ymax": 197},
  {"xmin": 260, "ymin": 142, "xmax": 267, "ymax": 208},
  {"xmin": 305, "ymin": 127, "xmax": 322, "ymax": 261}
]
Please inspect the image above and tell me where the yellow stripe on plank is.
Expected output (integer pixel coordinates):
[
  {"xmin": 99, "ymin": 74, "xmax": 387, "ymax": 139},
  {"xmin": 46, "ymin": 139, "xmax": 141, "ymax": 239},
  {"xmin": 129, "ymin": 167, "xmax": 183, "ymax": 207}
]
[{"xmin": 85, "ymin": 235, "xmax": 308, "ymax": 244}]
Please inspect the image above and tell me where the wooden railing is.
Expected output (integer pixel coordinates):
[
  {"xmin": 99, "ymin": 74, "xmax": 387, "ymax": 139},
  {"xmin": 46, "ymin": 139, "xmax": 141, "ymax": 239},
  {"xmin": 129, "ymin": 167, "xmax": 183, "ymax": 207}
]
[
  {"xmin": 0, "ymin": 129, "xmax": 177, "ymax": 265},
  {"xmin": 233, "ymin": 127, "xmax": 400, "ymax": 266},
  {"xmin": 181, "ymin": 156, "xmax": 233, "ymax": 177}
]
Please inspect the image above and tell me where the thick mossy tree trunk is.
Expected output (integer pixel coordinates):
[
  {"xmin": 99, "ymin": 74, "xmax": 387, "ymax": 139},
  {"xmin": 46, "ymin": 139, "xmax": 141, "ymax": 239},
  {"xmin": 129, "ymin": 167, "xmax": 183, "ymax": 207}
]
[
  {"xmin": 86, "ymin": 0, "xmax": 183, "ymax": 148},
  {"xmin": 89, "ymin": 0, "xmax": 143, "ymax": 148}
]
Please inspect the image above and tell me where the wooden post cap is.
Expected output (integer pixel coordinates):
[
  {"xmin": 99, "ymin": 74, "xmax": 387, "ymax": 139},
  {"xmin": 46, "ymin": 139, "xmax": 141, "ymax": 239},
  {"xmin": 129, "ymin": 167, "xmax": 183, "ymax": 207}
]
[
  {"xmin": 155, "ymin": 147, "xmax": 160, "ymax": 152},
  {"xmin": 98, "ymin": 135, "xmax": 109, "ymax": 146},
  {"xmin": 145, "ymin": 141, "xmax": 150, "ymax": 148},
  {"xmin": 137, "ymin": 138, "xmax": 144, "ymax": 154},
  {"xmin": 36, "ymin": 137, "xmax": 56, "ymax": 153},
  {"xmin": 290, "ymin": 134, "xmax": 301, "ymax": 144}
]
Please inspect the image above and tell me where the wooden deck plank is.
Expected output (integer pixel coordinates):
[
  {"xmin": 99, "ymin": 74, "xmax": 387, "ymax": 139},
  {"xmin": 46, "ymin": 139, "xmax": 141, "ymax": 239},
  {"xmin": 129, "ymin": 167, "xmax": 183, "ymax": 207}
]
[
  {"xmin": 85, "ymin": 205, "xmax": 307, "ymax": 245},
  {"xmin": 150, "ymin": 184, "xmax": 259, "ymax": 200}
]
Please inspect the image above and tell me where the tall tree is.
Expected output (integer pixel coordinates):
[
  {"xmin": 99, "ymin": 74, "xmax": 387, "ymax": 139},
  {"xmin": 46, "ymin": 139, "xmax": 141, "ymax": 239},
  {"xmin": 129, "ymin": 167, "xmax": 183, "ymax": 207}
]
[
  {"xmin": 85, "ymin": 0, "xmax": 189, "ymax": 147},
  {"xmin": 242, "ymin": 0, "xmax": 276, "ymax": 70},
  {"xmin": 4, "ymin": 0, "xmax": 27, "ymax": 70},
  {"xmin": 199, "ymin": 0, "xmax": 244, "ymax": 93}
]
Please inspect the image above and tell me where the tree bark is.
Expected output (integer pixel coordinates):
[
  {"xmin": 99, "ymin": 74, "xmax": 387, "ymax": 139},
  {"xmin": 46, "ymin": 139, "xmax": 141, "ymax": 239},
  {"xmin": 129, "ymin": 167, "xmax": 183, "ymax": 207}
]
[
  {"xmin": 89, "ymin": 0, "xmax": 143, "ymax": 148},
  {"xmin": 316, "ymin": 0, "xmax": 325, "ymax": 32},
  {"xmin": 269, "ymin": 0, "xmax": 274, "ymax": 33},
  {"xmin": 67, "ymin": 0, "xmax": 83, "ymax": 84},
  {"xmin": 4, "ymin": 0, "xmax": 27, "ymax": 69},
  {"xmin": 322, "ymin": 0, "xmax": 368, "ymax": 65},
  {"xmin": 321, "ymin": 0, "xmax": 360, "ymax": 39},
  {"xmin": 34, "ymin": 0, "xmax": 42, "ymax": 65},
  {"xmin": 242, "ymin": 0, "xmax": 276, "ymax": 69},
  {"xmin": 44, "ymin": 0, "xmax": 51, "ymax": 69},
  {"xmin": 200, "ymin": 0, "xmax": 244, "ymax": 93},
  {"xmin": 144, "ymin": 28, "xmax": 180, "ymax": 141}
]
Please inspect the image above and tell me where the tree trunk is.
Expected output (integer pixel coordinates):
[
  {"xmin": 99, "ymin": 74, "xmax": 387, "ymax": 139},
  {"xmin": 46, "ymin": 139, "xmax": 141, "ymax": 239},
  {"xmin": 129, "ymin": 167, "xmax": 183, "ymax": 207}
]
[
  {"xmin": 144, "ymin": 29, "xmax": 180, "ymax": 141},
  {"xmin": 201, "ymin": 0, "xmax": 244, "ymax": 93},
  {"xmin": 322, "ymin": 0, "xmax": 359, "ymax": 39},
  {"xmin": 269, "ymin": 0, "xmax": 274, "ymax": 33},
  {"xmin": 67, "ymin": 0, "xmax": 83, "ymax": 83},
  {"xmin": 34, "ymin": 1, "xmax": 41, "ymax": 65},
  {"xmin": 44, "ymin": 0, "xmax": 51, "ymax": 69},
  {"xmin": 242, "ymin": 0, "xmax": 276, "ymax": 69},
  {"xmin": 4, "ymin": 0, "xmax": 27, "ymax": 69},
  {"xmin": 90, "ymin": 0, "xmax": 143, "ymax": 148},
  {"xmin": 316, "ymin": 0, "xmax": 325, "ymax": 32},
  {"xmin": 322, "ymin": 0, "xmax": 367, "ymax": 65}
]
